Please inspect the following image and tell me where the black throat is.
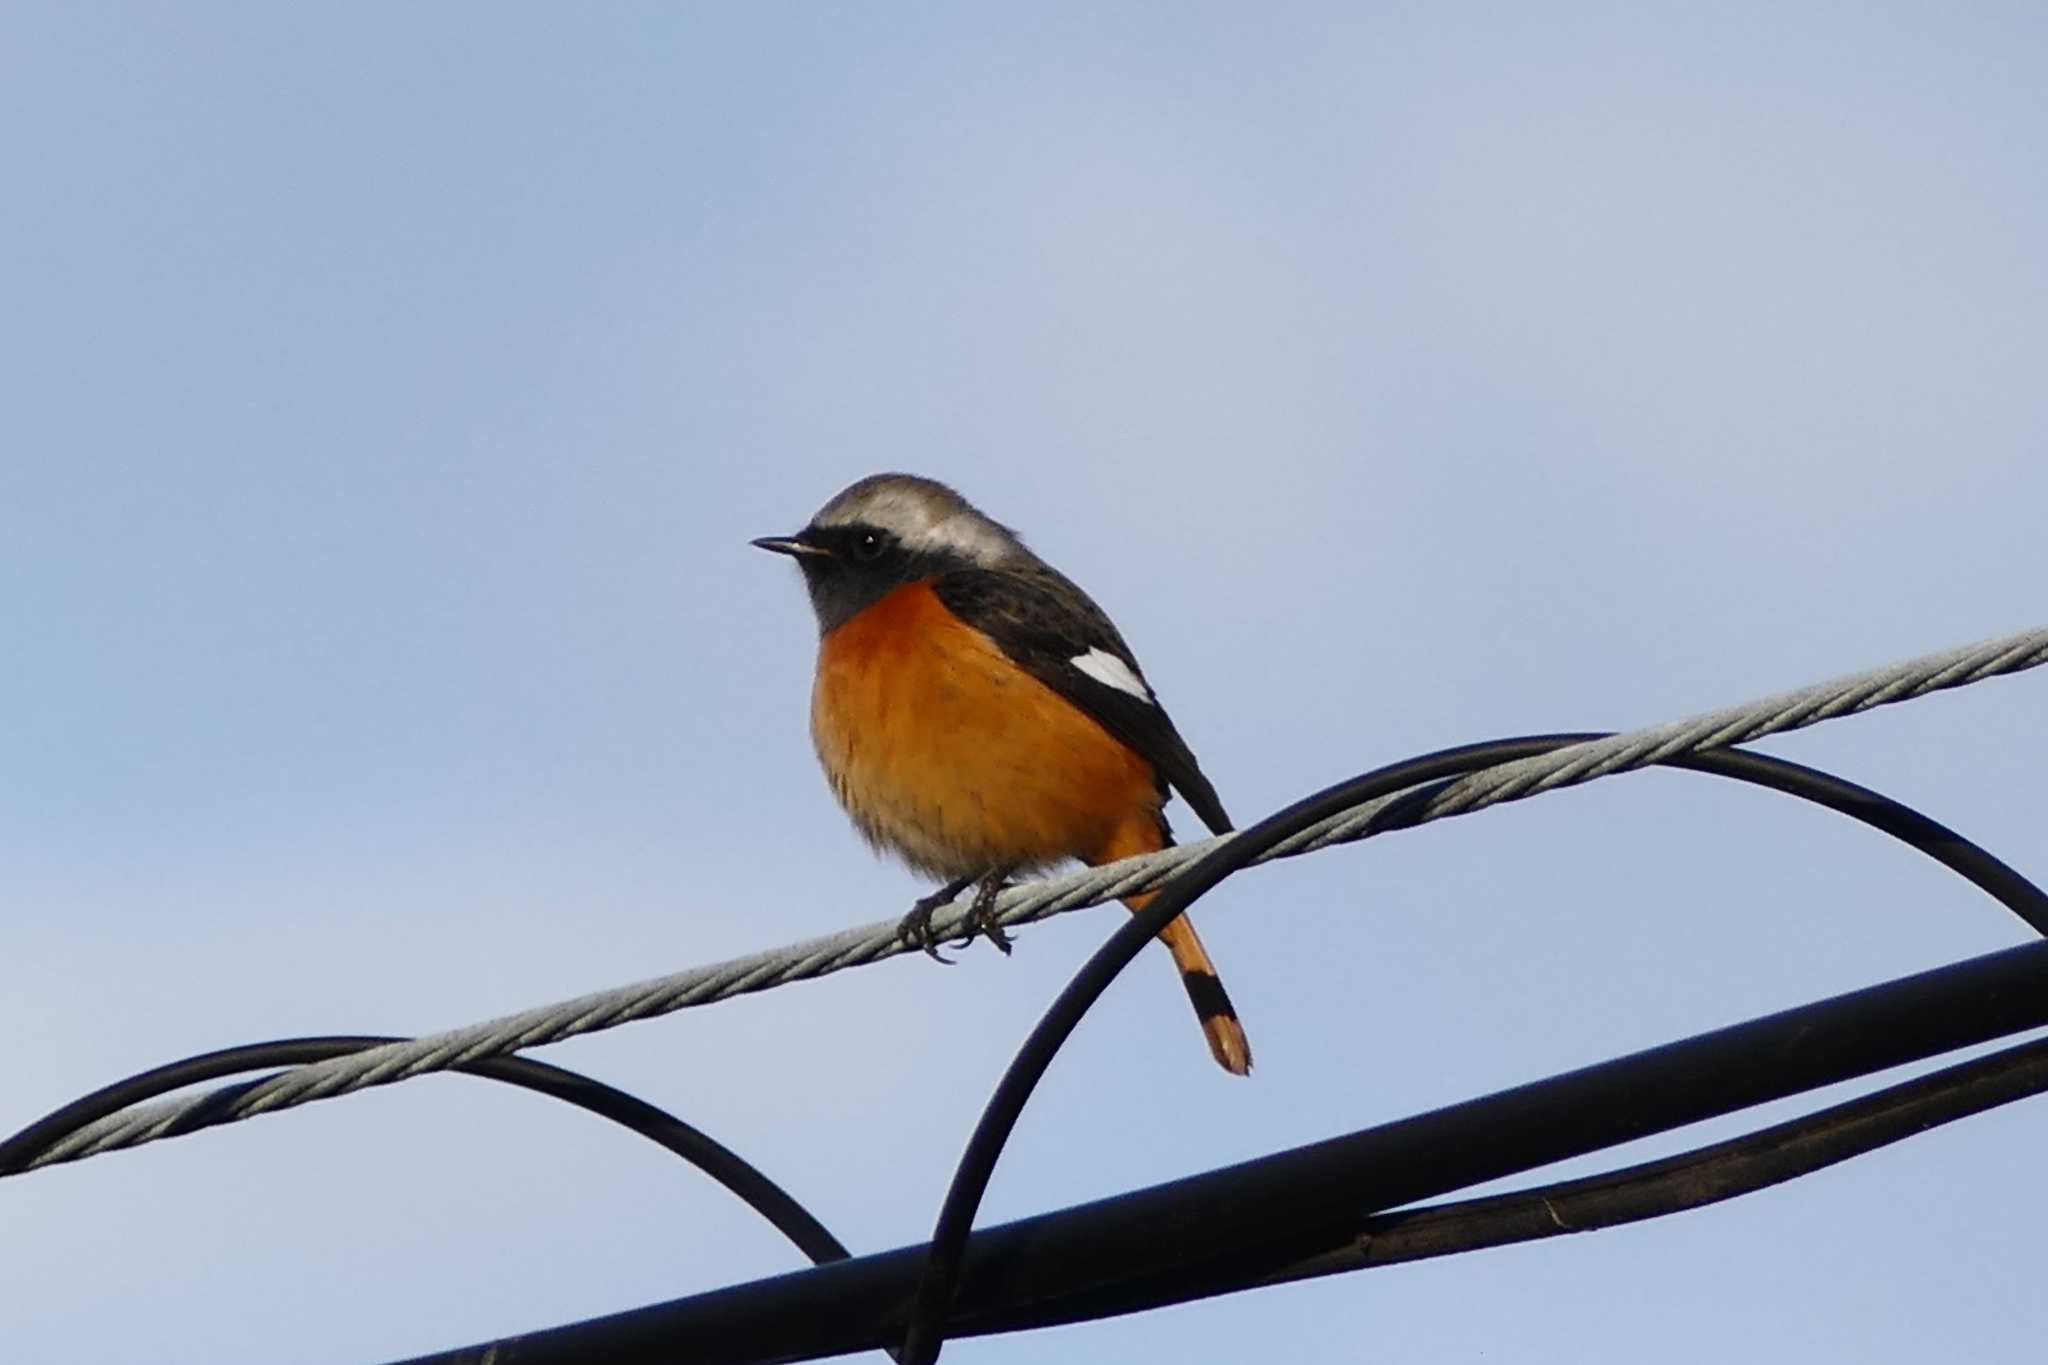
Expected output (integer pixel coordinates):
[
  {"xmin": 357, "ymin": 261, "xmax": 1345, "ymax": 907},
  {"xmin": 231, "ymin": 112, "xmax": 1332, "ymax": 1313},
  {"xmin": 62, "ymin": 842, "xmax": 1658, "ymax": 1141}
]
[{"xmin": 793, "ymin": 523, "xmax": 970, "ymax": 635}]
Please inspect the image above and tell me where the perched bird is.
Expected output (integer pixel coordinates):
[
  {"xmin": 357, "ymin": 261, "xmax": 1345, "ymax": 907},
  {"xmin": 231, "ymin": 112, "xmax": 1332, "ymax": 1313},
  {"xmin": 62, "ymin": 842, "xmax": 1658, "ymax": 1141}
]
[{"xmin": 754, "ymin": 473, "xmax": 1251, "ymax": 1075}]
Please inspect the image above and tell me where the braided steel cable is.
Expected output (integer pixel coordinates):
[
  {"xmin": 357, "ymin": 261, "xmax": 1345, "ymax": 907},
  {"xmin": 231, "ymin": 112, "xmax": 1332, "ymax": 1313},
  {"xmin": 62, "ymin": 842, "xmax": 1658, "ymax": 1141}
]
[{"xmin": 15, "ymin": 625, "xmax": 2047, "ymax": 1175}]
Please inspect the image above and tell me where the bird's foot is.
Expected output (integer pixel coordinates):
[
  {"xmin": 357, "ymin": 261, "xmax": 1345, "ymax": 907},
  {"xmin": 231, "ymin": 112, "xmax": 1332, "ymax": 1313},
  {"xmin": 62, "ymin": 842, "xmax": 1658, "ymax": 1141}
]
[
  {"xmin": 896, "ymin": 874, "xmax": 1013, "ymax": 960},
  {"xmin": 899, "ymin": 875, "xmax": 976, "ymax": 963},
  {"xmin": 960, "ymin": 875, "xmax": 1013, "ymax": 956}
]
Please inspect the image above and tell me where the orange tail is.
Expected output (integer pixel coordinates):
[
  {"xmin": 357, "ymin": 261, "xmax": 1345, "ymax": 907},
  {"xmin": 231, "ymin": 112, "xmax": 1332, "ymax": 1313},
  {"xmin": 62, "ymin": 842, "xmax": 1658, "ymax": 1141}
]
[{"xmin": 1095, "ymin": 815, "xmax": 1253, "ymax": 1076}]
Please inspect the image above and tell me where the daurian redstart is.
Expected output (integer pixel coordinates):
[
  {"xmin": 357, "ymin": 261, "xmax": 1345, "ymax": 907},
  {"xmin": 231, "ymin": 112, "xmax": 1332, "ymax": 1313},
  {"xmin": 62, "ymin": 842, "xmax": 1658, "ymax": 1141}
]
[{"xmin": 756, "ymin": 474, "xmax": 1250, "ymax": 1074}]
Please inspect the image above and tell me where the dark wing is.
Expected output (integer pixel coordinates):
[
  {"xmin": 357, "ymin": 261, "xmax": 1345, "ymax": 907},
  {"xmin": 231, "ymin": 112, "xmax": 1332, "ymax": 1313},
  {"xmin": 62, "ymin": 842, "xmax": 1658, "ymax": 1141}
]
[{"xmin": 933, "ymin": 567, "xmax": 1233, "ymax": 836}]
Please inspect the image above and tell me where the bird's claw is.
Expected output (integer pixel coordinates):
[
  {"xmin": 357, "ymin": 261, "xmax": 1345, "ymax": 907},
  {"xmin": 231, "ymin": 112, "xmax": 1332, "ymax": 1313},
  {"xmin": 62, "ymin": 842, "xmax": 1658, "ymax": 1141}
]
[
  {"xmin": 898, "ymin": 893, "xmax": 958, "ymax": 964},
  {"xmin": 898, "ymin": 874, "xmax": 1012, "ymax": 960},
  {"xmin": 962, "ymin": 876, "xmax": 1013, "ymax": 955}
]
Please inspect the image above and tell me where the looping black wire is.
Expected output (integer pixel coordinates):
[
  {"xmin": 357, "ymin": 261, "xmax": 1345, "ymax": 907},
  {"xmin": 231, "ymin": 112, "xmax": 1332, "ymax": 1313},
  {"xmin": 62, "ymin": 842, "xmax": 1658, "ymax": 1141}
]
[
  {"xmin": 896, "ymin": 735, "xmax": 2048, "ymax": 1363},
  {"xmin": 0, "ymin": 1036, "xmax": 856, "ymax": 1273}
]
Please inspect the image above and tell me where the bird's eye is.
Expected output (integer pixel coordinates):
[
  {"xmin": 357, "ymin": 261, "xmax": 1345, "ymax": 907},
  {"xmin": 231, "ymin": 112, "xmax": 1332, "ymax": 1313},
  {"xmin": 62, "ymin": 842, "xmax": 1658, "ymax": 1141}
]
[{"xmin": 853, "ymin": 530, "xmax": 888, "ymax": 561}]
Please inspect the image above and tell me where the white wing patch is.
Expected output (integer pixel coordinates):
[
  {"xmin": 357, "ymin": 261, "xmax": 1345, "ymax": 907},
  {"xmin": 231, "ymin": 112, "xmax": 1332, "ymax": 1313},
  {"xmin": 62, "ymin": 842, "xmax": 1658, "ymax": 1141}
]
[{"xmin": 1071, "ymin": 647, "xmax": 1153, "ymax": 703}]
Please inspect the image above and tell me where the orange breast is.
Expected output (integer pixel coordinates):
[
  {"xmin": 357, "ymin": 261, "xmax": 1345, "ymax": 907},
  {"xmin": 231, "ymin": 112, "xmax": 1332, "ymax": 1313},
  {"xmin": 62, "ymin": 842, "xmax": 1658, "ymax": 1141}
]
[{"xmin": 811, "ymin": 580, "xmax": 1161, "ymax": 877}]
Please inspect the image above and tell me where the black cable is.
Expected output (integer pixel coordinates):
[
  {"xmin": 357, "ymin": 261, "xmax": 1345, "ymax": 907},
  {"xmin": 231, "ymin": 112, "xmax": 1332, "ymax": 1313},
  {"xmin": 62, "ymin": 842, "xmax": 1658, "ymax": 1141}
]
[
  {"xmin": 386, "ymin": 940, "xmax": 2048, "ymax": 1364},
  {"xmin": 898, "ymin": 736, "xmax": 2048, "ymax": 1362},
  {"xmin": 1660, "ymin": 745, "xmax": 2048, "ymax": 936},
  {"xmin": 0, "ymin": 1037, "xmax": 853, "ymax": 1270},
  {"xmin": 983, "ymin": 1030, "xmax": 2048, "ymax": 1333},
  {"xmin": 1276, "ymin": 1028, "xmax": 2048, "ymax": 1278}
]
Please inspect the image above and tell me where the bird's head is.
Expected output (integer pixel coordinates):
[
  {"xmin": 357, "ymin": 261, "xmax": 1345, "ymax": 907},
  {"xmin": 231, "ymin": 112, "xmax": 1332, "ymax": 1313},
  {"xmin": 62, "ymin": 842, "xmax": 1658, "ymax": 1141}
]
[{"xmin": 753, "ymin": 473, "xmax": 1028, "ymax": 634}]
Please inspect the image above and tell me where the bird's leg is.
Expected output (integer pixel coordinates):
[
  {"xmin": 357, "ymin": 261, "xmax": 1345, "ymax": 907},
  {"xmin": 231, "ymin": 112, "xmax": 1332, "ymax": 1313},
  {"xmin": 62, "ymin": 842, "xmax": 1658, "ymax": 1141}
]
[
  {"xmin": 958, "ymin": 873, "xmax": 1014, "ymax": 956},
  {"xmin": 900, "ymin": 873, "xmax": 978, "ymax": 963}
]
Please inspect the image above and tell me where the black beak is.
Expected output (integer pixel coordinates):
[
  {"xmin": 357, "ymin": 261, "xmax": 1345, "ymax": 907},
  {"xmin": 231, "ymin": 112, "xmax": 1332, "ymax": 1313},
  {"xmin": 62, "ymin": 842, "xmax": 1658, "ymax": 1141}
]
[{"xmin": 751, "ymin": 534, "xmax": 831, "ymax": 559}]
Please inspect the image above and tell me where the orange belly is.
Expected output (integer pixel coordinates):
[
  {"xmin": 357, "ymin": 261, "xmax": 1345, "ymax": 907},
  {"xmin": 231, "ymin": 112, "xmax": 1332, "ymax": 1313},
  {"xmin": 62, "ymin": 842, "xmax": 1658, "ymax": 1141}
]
[{"xmin": 811, "ymin": 580, "xmax": 1162, "ymax": 876}]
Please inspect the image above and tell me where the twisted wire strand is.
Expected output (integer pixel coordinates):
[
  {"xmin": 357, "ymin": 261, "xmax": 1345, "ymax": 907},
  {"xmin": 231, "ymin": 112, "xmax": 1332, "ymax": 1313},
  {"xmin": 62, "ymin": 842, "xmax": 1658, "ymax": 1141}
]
[{"xmin": 22, "ymin": 625, "xmax": 2048, "ymax": 1173}]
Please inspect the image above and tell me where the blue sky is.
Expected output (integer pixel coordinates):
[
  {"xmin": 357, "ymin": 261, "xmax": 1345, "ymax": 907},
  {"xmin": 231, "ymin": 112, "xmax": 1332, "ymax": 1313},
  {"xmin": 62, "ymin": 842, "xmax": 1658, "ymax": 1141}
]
[{"xmin": 4, "ymin": 4, "xmax": 2045, "ymax": 1361}]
